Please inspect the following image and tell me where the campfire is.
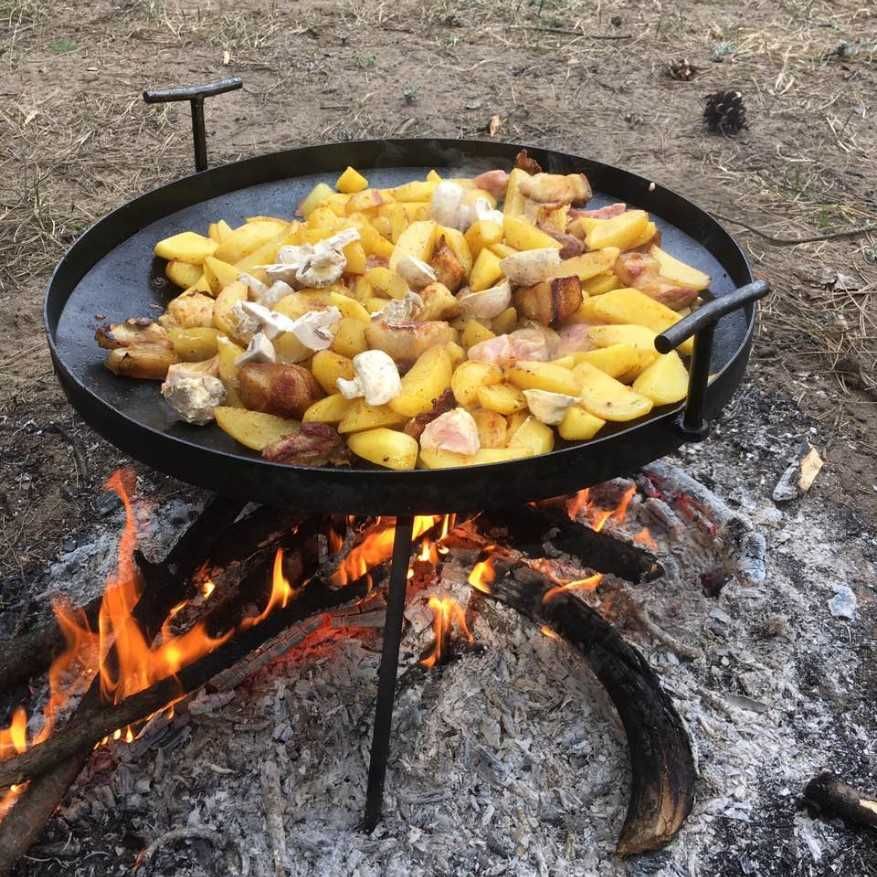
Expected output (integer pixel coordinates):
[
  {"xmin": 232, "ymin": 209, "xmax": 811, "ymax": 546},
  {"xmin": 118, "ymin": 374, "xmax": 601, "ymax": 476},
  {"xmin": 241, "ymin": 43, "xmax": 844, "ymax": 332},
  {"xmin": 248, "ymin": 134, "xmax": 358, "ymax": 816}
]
[{"xmin": 0, "ymin": 458, "xmax": 781, "ymax": 871}]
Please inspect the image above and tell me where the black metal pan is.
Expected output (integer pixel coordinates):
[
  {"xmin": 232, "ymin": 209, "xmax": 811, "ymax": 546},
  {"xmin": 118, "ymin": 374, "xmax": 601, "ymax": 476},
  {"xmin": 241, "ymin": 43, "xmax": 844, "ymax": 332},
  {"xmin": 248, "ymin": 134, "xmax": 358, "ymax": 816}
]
[{"xmin": 44, "ymin": 136, "xmax": 766, "ymax": 514}]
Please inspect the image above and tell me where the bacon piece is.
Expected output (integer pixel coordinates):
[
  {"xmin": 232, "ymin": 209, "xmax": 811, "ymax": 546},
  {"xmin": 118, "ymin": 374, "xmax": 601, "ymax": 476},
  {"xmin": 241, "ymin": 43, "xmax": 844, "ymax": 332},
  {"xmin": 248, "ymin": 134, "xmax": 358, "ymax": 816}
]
[
  {"xmin": 262, "ymin": 423, "xmax": 349, "ymax": 467},
  {"xmin": 514, "ymin": 149, "xmax": 543, "ymax": 175},
  {"xmin": 430, "ymin": 237, "xmax": 466, "ymax": 292},
  {"xmin": 472, "ymin": 169, "xmax": 510, "ymax": 199},
  {"xmin": 553, "ymin": 324, "xmax": 597, "ymax": 357},
  {"xmin": 468, "ymin": 327, "xmax": 553, "ymax": 368},
  {"xmin": 420, "ymin": 408, "xmax": 480, "ymax": 456},
  {"xmin": 520, "ymin": 173, "xmax": 591, "ymax": 205},
  {"xmin": 537, "ymin": 224, "xmax": 584, "ymax": 259},
  {"xmin": 570, "ymin": 202, "xmax": 627, "ymax": 220},
  {"xmin": 404, "ymin": 389, "xmax": 455, "ymax": 440},
  {"xmin": 615, "ymin": 252, "xmax": 700, "ymax": 310}
]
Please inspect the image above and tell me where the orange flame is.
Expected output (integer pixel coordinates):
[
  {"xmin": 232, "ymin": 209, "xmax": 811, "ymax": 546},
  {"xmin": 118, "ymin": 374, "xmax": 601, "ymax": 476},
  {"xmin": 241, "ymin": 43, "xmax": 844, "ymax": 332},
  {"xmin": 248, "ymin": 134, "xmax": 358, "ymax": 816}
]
[
  {"xmin": 543, "ymin": 573, "xmax": 603, "ymax": 604},
  {"xmin": 0, "ymin": 709, "xmax": 27, "ymax": 760},
  {"xmin": 200, "ymin": 580, "xmax": 215, "ymax": 600},
  {"xmin": 540, "ymin": 625, "xmax": 560, "ymax": 641},
  {"xmin": 567, "ymin": 484, "xmax": 637, "ymax": 532},
  {"xmin": 420, "ymin": 596, "xmax": 474, "ymax": 669},
  {"xmin": 633, "ymin": 527, "xmax": 658, "ymax": 551},
  {"xmin": 244, "ymin": 548, "xmax": 297, "ymax": 628},
  {"xmin": 468, "ymin": 556, "xmax": 496, "ymax": 594}
]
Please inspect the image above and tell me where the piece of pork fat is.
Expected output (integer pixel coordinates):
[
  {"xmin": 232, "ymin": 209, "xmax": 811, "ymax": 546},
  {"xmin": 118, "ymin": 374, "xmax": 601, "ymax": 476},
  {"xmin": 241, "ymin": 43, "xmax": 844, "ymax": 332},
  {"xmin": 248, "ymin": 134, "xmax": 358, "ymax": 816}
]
[
  {"xmin": 404, "ymin": 389, "xmax": 456, "ymax": 440},
  {"xmin": 570, "ymin": 202, "xmax": 627, "ymax": 220},
  {"xmin": 262, "ymin": 422, "xmax": 349, "ymax": 467},
  {"xmin": 537, "ymin": 223, "xmax": 584, "ymax": 259},
  {"xmin": 614, "ymin": 252, "xmax": 700, "ymax": 310},
  {"xmin": 420, "ymin": 408, "xmax": 480, "ymax": 456},
  {"xmin": 553, "ymin": 323, "xmax": 596, "ymax": 357},
  {"xmin": 472, "ymin": 170, "xmax": 510, "ymax": 199},
  {"xmin": 467, "ymin": 327, "xmax": 553, "ymax": 367},
  {"xmin": 514, "ymin": 149, "xmax": 543, "ymax": 175}
]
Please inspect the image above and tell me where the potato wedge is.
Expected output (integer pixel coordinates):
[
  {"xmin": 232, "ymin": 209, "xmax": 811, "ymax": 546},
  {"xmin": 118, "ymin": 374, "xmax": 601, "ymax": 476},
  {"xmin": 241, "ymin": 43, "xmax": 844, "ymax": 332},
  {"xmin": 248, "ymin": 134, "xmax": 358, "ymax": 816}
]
[
  {"xmin": 297, "ymin": 182, "xmax": 335, "ymax": 218},
  {"xmin": 214, "ymin": 406, "xmax": 299, "ymax": 451},
  {"xmin": 451, "ymin": 360, "xmax": 503, "ymax": 407},
  {"xmin": 503, "ymin": 215, "xmax": 562, "ymax": 251},
  {"xmin": 302, "ymin": 393, "xmax": 353, "ymax": 424},
  {"xmin": 572, "ymin": 344, "xmax": 653, "ymax": 382},
  {"xmin": 338, "ymin": 400, "xmax": 408, "ymax": 434},
  {"xmin": 348, "ymin": 428, "xmax": 418, "ymax": 470},
  {"xmin": 389, "ymin": 346, "xmax": 453, "ymax": 417},
  {"xmin": 548, "ymin": 248, "xmax": 619, "ymax": 282},
  {"xmin": 165, "ymin": 260, "xmax": 203, "ymax": 289},
  {"xmin": 508, "ymin": 415, "xmax": 555, "ymax": 456},
  {"xmin": 213, "ymin": 280, "xmax": 249, "ymax": 341},
  {"xmin": 418, "ymin": 446, "xmax": 533, "ymax": 469},
  {"xmin": 507, "ymin": 361, "xmax": 580, "ymax": 396},
  {"xmin": 588, "ymin": 324, "xmax": 661, "ymax": 357},
  {"xmin": 336, "ymin": 166, "xmax": 369, "ymax": 194},
  {"xmin": 331, "ymin": 317, "xmax": 369, "ymax": 358},
  {"xmin": 203, "ymin": 256, "xmax": 240, "ymax": 296},
  {"xmin": 472, "ymin": 408, "xmax": 508, "ymax": 448},
  {"xmin": 582, "ymin": 271, "xmax": 622, "ymax": 296},
  {"xmin": 365, "ymin": 266, "xmax": 410, "ymax": 300},
  {"xmin": 311, "ymin": 350, "xmax": 355, "ymax": 394},
  {"xmin": 502, "ymin": 168, "xmax": 529, "ymax": 217},
  {"xmin": 470, "ymin": 248, "xmax": 503, "ymax": 292},
  {"xmin": 217, "ymin": 336, "xmax": 245, "ymax": 388},
  {"xmin": 649, "ymin": 245, "xmax": 710, "ymax": 291},
  {"xmin": 167, "ymin": 327, "xmax": 220, "ymax": 362},
  {"xmin": 465, "ymin": 220, "xmax": 503, "ymax": 258},
  {"xmin": 573, "ymin": 361, "xmax": 654, "ymax": 422},
  {"xmin": 105, "ymin": 346, "xmax": 177, "ymax": 380},
  {"xmin": 389, "ymin": 220, "xmax": 438, "ymax": 273},
  {"xmin": 558, "ymin": 405, "xmax": 606, "ymax": 441},
  {"xmin": 584, "ymin": 211, "xmax": 649, "ymax": 251},
  {"xmin": 476, "ymin": 382, "xmax": 527, "ymax": 415},
  {"xmin": 459, "ymin": 319, "xmax": 495, "ymax": 350},
  {"xmin": 632, "ymin": 351, "xmax": 689, "ymax": 405},
  {"xmin": 214, "ymin": 221, "xmax": 287, "ymax": 264},
  {"xmin": 154, "ymin": 231, "xmax": 217, "ymax": 265}
]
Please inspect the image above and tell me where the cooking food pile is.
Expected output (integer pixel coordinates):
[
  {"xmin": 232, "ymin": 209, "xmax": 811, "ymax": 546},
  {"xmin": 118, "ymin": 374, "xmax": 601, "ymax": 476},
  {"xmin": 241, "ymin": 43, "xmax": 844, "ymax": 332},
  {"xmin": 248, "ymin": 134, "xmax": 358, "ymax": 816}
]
[{"xmin": 95, "ymin": 151, "xmax": 711, "ymax": 469}]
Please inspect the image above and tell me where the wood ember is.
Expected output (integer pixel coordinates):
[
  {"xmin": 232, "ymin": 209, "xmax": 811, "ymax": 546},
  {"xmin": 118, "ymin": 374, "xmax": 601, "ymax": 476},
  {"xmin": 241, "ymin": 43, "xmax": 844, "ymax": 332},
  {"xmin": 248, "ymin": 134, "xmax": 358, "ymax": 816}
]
[
  {"xmin": 773, "ymin": 442, "xmax": 824, "ymax": 502},
  {"xmin": 803, "ymin": 772, "xmax": 877, "ymax": 830}
]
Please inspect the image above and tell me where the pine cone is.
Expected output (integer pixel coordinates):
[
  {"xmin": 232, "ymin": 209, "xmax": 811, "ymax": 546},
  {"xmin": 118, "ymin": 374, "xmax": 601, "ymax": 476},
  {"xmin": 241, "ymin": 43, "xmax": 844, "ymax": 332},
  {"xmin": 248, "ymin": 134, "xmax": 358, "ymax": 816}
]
[
  {"xmin": 667, "ymin": 58, "xmax": 698, "ymax": 81},
  {"xmin": 704, "ymin": 90, "xmax": 748, "ymax": 135}
]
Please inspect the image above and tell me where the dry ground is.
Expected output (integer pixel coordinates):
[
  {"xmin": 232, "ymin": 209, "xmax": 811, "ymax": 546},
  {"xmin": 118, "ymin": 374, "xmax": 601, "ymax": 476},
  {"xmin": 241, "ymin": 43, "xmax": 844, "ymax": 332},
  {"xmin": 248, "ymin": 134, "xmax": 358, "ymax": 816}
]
[{"xmin": 0, "ymin": 3, "xmax": 875, "ymax": 605}]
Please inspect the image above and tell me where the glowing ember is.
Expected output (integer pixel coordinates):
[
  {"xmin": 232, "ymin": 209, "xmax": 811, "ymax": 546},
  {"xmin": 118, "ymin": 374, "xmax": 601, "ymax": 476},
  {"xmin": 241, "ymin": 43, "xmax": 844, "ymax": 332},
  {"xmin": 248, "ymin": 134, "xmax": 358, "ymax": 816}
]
[
  {"xmin": 467, "ymin": 556, "xmax": 496, "ymax": 594},
  {"xmin": 420, "ymin": 595, "xmax": 474, "ymax": 669},
  {"xmin": 0, "ymin": 708, "xmax": 27, "ymax": 760},
  {"xmin": 567, "ymin": 484, "xmax": 638, "ymax": 532},
  {"xmin": 633, "ymin": 527, "xmax": 658, "ymax": 551},
  {"xmin": 540, "ymin": 625, "xmax": 560, "ymax": 641},
  {"xmin": 200, "ymin": 579, "xmax": 216, "ymax": 600},
  {"xmin": 543, "ymin": 573, "xmax": 604, "ymax": 604},
  {"xmin": 612, "ymin": 484, "xmax": 637, "ymax": 524}
]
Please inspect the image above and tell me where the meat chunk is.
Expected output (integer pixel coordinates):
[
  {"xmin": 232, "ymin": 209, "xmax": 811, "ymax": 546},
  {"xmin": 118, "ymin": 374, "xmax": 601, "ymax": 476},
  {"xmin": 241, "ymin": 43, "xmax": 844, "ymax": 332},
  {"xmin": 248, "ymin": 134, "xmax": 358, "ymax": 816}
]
[
  {"xmin": 262, "ymin": 422, "xmax": 349, "ymax": 467},
  {"xmin": 519, "ymin": 173, "xmax": 591, "ymax": 205},
  {"xmin": 513, "ymin": 276, "xmax": 583, "ymax": 326},
  {"xmin": 95, "ymin": 318, "xmax": 171, "ymax": 350},
  {"xmin": 430, "ymin": 237, "xmax": 467, "ymax": 292},
  {"xmin": 499, "ymin": 248, "xmax": 561, "ymax": 286},
  {"xmin": 553, "ymin": 323, "xmax": 597, "ymax": 357},
  {"xmin": 571, "ymin": 202, "xmax": 626, "ymax": 220},
  {"xmin": 472, "ymin": 169, "xmax": 510, "ymax": 199},
  {"xmin": 238, "ymin": 362, "xmax": 323, "ymax": 419},
  {"xmin": 404, "ymin": 389, "xmax": 456, "ymax": 440},
  {"xmin": 161, "ymin": 361, "xmax": 226, "ymax": 425},
  {"xmin": 467, "ymin": 327, "xmax": 553, "ymax": 367},
  {"xmin": 420, "ymin": 408, "xmax": 480, "ymax": 456},
  {"xmin": 537, "ymin": 224, "xmax": 584, "ymax": 259},
  {"xmin": 365, "ymin": 319, "xmax": 455, "ymax": 364},
  {"xmin": 514, "ymin": 149, "xmax": 543, "ymax": 175},
  {"xmin": 615, "ymin": 252, "xmax": 700, "ymax": 310}
]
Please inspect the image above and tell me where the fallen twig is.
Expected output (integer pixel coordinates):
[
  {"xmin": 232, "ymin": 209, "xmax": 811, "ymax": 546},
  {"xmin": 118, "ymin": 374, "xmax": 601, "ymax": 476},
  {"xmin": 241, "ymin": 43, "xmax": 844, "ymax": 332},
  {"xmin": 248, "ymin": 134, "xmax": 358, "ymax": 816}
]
[
  {"xmin": 508, "ymin": 25, "xmax": 632, "ymax": 39},
  {"xmin": 711, "ymin": 212, "xmax": 877, "ymax": 246},
  {"xmin": 135, "ymin": 827, "xmax": 223, "ymax": 869}
]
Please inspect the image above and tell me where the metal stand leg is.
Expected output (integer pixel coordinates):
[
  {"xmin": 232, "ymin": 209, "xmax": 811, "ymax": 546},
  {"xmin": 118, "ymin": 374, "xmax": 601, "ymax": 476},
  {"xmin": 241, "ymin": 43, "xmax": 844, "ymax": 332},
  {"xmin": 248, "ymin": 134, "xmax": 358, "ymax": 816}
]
[{"xmin": 363, "ymin": 515, "xmax": 414, "ymax": 831}]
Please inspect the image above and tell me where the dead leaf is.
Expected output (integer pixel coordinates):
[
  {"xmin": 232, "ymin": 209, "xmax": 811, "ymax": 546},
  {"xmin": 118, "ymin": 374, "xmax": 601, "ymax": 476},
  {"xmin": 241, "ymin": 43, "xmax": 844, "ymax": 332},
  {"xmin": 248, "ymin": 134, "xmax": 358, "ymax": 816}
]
[
  {"xmin": 487, "ymin": 114, "xmax": 502, "ymax": 137},
  {"xmin": 798, "ymin": 446, "xmax": 824, "ymax": 492}
]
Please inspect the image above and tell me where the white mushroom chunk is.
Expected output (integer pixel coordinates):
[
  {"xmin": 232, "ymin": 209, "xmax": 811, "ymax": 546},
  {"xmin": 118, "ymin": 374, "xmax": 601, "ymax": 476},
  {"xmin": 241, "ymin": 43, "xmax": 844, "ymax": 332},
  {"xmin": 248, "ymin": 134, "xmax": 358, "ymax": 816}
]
[
  {"xmin": 161, "ymin": 363, "xmax": 226, "ymax": 425},
  {"xmin": 336, "ymin": 349, "xmax": 401, "ymax": 406},
  {"xmin": 235, "ymin": 332, "xmax": 276, "ymax": 367},
  {"xmin": 240, "ymin": 301, "xmax": 298, "ymax": 339},
  {"xmin": 430, "ymin": 181, "xmax": 467, "ymax": 229},
  {"xmin": 420, "ymin": 408, "xmax": 480, "ymax": 456},
  {"xmin": 256, "ymin": 280, "xmax": 295, "ymax": 308},
  {"xmin": 228, "ymin": 301, "xmax": 260, "ymax": 343},
  {"xmin": 457, "ymin": 280, "xmax": 511, "ymax": 320},
  {"xmin": 239, "ymin": 272, "xmax": 269, "ymax": 300},
  {"xmin": 499, "ymin": 249, "xmax": 561, "ymax": 286},
  {"xmin": 470, "ymin": 197, "xmax": 505, "ymax": 227},
  {"xmin": 289, "ymin": 306, "xmax": 342, "ymax": 351},
  {"xmin": 380, "ymin": 291, "xmax": 423, "ymax": 326},
  {"xmin": 262, "ymin": 228, "xmax": 360, "ymax": 288},
  {"xmin": 522, "ymin": 389, "xmax": 578, "ymax": 425},
  {"xmin": 296, "ymin": 246, "xmax": 346, "ymax": 288},
  {"xmin": 396, "ymin": 255, "xmax": 437, "ymax": 290}
]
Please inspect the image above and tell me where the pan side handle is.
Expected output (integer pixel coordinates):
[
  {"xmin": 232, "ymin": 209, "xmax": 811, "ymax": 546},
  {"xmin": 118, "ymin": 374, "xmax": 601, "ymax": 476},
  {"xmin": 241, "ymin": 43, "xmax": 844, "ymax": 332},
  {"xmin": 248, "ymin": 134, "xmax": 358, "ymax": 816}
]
[
  {"xmin": 655, "ymin": 280, "xmax": 770, "ymax": 441},
  {"xmin": 143, "ymin": 78, "xmax": 243, "ymax": 173}
]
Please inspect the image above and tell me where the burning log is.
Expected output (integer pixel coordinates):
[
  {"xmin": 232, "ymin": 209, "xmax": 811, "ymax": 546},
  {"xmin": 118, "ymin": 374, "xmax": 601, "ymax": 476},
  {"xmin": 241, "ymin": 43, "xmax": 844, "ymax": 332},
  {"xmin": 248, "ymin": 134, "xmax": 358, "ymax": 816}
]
[
  {"xmin": 481, "ymin": 504, "xmax": 663, "ymax": 583},
  {"xmin": 802, "ymin": 772, "xmax": 877, "ymax": 830},
  {"xmin": 473, "ymin": 566, "xmax": 695, "ymax": 857}
]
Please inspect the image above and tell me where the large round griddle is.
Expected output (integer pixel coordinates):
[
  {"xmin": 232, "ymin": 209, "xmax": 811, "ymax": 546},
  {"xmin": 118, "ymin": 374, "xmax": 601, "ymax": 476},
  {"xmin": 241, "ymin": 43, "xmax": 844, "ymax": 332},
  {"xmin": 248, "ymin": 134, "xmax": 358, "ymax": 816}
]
[{"xmin": 45, "ymin": 138, "xmax": 758, "ymax": 514}]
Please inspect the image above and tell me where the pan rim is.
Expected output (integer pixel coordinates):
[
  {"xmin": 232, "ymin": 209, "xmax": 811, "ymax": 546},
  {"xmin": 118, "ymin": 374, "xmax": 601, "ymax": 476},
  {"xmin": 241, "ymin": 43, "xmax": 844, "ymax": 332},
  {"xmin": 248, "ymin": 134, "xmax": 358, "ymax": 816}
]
[{"xmin": 44, "ymin": 136, "xmax": 755, "ymax": 482}]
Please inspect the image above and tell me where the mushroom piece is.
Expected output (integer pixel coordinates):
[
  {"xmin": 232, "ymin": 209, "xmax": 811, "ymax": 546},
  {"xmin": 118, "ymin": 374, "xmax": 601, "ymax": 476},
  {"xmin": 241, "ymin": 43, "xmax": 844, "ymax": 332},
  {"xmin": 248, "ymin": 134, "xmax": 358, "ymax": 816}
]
[
  {"xmin": 380, "ymin": 292, "xmax": 424, "ymax": 326},
  {"xmin": 261, "ymin": 228, "xmax": 360, "ymax": 288},
  {"xmin": 457, "ymin": 280, "xmax": 512, "ymax": 320},
  {"xmin": 229, "ymin": 301, "xmax": 261, "ymax": 344},
  {"xmin": 289, "ymin": 307, "xmax": 342, "ymax": 351},
  {"xmin": 336, "ymin": 349, "xmax": 402, "ymax": 406},
  {"xmin": 499, "ymin": 248, "xmax": 561, "ymax": 287},
  {"xmin": 396, "ymin": 255, "xmax": 437, "ymax": 290},
  {"xmin": 235, "ymin": 332, "xmax": 276, "ymax": 367},
  {"xmin": 161, "ymin": 359, "xmax": 226, "ymax": 425},
  {"xmin": 240, "ymin": 301, "xmax": 298, "ymax": 340},
  {"xmin": 420, "ymin": 408, "xmax": 480, "ymax": 456},
  {"xmin": 523, "ymin": 389, "xmax": 578, "ymax": 425},
  {"xmin": 240, "ymin": 272, "xmax": 269, "ymax": 299}
]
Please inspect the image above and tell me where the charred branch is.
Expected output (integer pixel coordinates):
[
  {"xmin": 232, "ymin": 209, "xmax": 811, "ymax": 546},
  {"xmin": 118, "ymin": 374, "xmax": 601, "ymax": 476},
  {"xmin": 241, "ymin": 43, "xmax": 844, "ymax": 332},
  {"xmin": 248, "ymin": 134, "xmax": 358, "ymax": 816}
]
[
  {"xmin": 483, "ymin": 570, "xmax": 695, "ymax": 857},
  {"xmin": 803, "ymin": 772, "xmax": 877, "ymax": 830}
]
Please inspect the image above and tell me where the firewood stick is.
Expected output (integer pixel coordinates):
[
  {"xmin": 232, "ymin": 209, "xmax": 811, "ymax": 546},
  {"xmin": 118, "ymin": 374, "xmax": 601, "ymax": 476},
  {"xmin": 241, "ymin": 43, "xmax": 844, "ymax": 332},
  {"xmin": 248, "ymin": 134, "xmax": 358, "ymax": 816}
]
[
  {"xmin": 803, "ymin": 772, "xmax": 877, "ymax": 830},
  {"xmin": 0, "ymin": 577, "xmax": 370, "ymax": 792},
  {"xmin": 0, "ymin": 494, "xmax": 246, "ymax": 875},
  {"xmin": 481, "ymin": 570, "xmax": 695, "ymax": 857}
]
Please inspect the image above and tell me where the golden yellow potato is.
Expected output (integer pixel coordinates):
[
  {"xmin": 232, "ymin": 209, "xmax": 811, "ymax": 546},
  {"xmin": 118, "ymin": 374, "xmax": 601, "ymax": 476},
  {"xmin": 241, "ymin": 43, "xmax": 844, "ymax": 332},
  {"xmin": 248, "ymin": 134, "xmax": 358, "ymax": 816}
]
[
  {"xmin": 573, "ymin": 361, "xmax": 654, "ymax": 422},
  {"xmin": 389, "ymin": 220, "xmax": 438, "ymax": 272},
  {"xmin": 588, "ymin": 324, "xmax": 661, "ymax": 355},
  {"xmin": 451, "ymin": 360, "xmax": 503, "ymax": 407},
  {"xmin": 548, "ymin": 248, "xmax": 620, "ymax": 282},
  {"xmin": 503, "ymin": 215, "xmax": 561, "ymax": 251},
  {"xmin": 649, "ymin": 245, "xmax": 710, "ymax": 291},
  {"xmin": 217, "ymin": 336, "xmax": 245, "ymax": 388},
  {"xmin": 213, "ymin": 280, "xmax": 249, "ymax": 341},
  {"xmin": 572, "ymin": 345, "xmax": 652, "ymax": 382},
  {"xmin": 297, "ymin": 182, "xmax": 335, "ymax": 218},
  {"xmin": 492, "ymin": 306, "xmax": 518, "ymax": 335},
  {"xmin": 214, "ymin": 221, "xmax": 287, "ymax": 264},
  {"xmin": 365, "ymin": 266, "xmax": 409, "ymax": 300},
  {"xmin": 585, "ymin": 210, "xmax": 649, "ymax": 251},
  {"xmin": 558, "ymin": 405, "xmax": 606, "ymax": 441},
  {"xmin": 165, "ymin": 260, "xmax": 203, "ymax": 289},
  {"xmin": 338, "ymin": 400, "xmax": 408, "ymax": 433},
  {"xmin": 465, "ymin": 220, "xmax": 503, "ymax": 258},
  {"xmin": 508, "ymin": 416, "xmax": 555, "ymax": 456},
  {"xmin": 460, "ymin": 319, "xmax": 495, "ymax": 350},
  {"xmin": 389, "ymin": 346, "xmax": 453, "ymax": 417},
  {"xmin": 336, "ymin": 166, "xmax": 369, "ymax": 194},
  {"xmin": 469, "ymin": 248, "xmax": 503, "ymax": 292},
  {"xmin": 435, "ymin": 227, "xmax": 473, "ymax": 276},
  {"xmin": 154, "ymin": 231, "xmax": 217, "ymax": 264},
  {"xmin": 105, "ymin": 346, "xmax": 176, "ymax": 380},
  {"xmin": 303, "ymin": 393, "xmax": 353, "ymax": 424},
  {"xmin": 356, "ymin": 221, "xmax": 395, "ymax": 259},
  {"xmin": 328, "ymin": 291, "xmax": 371, "ymax": 323},
  {"xmin": 343, "ymin": 241, "xmax": 368, "ymax": 274},
  {"xmin": 418, "ymin": 446, "xmax": 533, "ymax": 469},
  {"xmin": 348, "ymin": 428, "xmax": 419, "ymax": 470},
  {"xmin": 476, "ymin": 382, "xmax": 527, "ymax": 415},
  {"xmin": 214, "ymin": 407, "xmax": 299, "ymax": 451},
  {"xmin": 507, "ymin": 361, "xmax": 580, "ymax": 396},
  {"xmin": 203, "ymin": 256, "xmax": 240, "ymax": 296},
  {"xmin": 582, "ymin": 271, "xmax": 622, "ymax": 296},
  {"xmin": 331, "ymin": 317, "xmax": 369, "ymax": 358},
  {"xmin": 632, "ymin": 351, "xmax": 689, "ymax": 405},
  {"xmin": 472, "ymin": 408, "xmax": 508, "ymax": 448},
  {"xmin": 311, "ymin": 350, "xmax": 355, "ymax": 394},
  {"xmin": 167, "ymin": 327, "xmax": 220, "ymax": 362},
  {"xmin": 502, "ymin": 168, "xmax": 529, "ymax": 217}
]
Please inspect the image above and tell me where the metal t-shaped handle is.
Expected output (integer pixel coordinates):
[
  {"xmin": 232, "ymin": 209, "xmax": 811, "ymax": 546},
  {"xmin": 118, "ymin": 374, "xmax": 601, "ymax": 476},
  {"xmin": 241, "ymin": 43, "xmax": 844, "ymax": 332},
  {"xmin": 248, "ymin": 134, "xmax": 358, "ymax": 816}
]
[{"xmin": 143, "ymin": 77, "xmax": 243, "ymax": 172}]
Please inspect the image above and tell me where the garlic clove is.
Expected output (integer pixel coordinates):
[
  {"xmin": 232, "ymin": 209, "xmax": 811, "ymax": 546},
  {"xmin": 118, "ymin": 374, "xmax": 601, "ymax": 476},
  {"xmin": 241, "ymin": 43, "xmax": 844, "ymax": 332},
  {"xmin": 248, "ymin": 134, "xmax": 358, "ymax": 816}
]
[
  {"xmin": 522, "ymin": 389, "xmax": 578, "ymax": 425},
  {"xmin": 396, "ymin": 255, "xmax": 437, "ymax": 290},
  {"xmin": 456, "ymin": 280, "xmax": 512, "ymax": 320}
]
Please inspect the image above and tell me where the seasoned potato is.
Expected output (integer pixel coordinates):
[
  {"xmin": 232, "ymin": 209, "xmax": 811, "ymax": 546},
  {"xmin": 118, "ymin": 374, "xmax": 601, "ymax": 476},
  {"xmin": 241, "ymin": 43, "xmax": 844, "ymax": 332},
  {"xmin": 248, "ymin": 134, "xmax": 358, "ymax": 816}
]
[
  {"xmin": 336, "ymin": 166, "xmax": 369, "ymax": 194},
  {"xmin": 389, "ymin": 346, "xmax": 453, "ymax": 417},
  {"xmin": 548, "ymin": 248, "xmax": 619, "ymax": 282},
  {"xmin": 508, "ymin": 416, "xmax": 555, "ymax": 456},
  {"xmin": 167, "ymin": 327, "xmax": 220, "ymax": 362},
  {"xmin": 365, "ymin": 266, "xmax": 410, "ymax": 300},
  {"xmin": 165, "ymin": 260, "xmax": 203, "ymax": 289},
  {"xmin": 573, "ymin": 361, "xmax": 654, "ymax": 422},
  {"xmin": 472, "ymin": 408, "xmax": 508, "ymax": 448},
  {"xmin": 348, "ymin": 428, "xmax": 418, "ymax": 470},
  {"xmin": 573, "ymin": 344, "xmax": 653, "ymax": 382},
  {"xmin": 582, "ymin": 271, "xmax": 622, "ymax": 296},
  {"xmin": 476, "ymin": 382, "xmax": 527, "ymax": 415},
  {"xmin": 303, "ymin": 393, "xmax": 353, "ymax": 424},
  {"xmin": 297, "ymin": 182, "xmax": 335, "ymax": 218},
  {"xmin": 503, "ymin": 215, "xmax": 562, "ymax": 251},
  {"xmin": 311, "ymin": 350, "xmax": 355, "ymax": 394},
  {"xmin": 389, "ymin": 220, "xmax": 438, "ymax": 273},
  {"xmin": 588, "ymin": 324, "xmax": 660, "ymax": 355},
  {"xmin": 465, "ymin": 220, "xmax": 503, "ymax": 258},
  {"xmin": 430, "ymin": 236, "xmax": 466, "ymax": 292},
  {"xmin": 238, "ymin": 363, "xmax": 323, "ymax": 420},
  {"xmin": 418, "ymin": 446, "xmax": 533, "ymax": 469},
  {"xmin": 451, "ymin": 360, "xmax": 503, "ymax": 407},
  {"xmin": 214, "ymin": 407, "xmax": 299, "ymax": 451},
  {"xmin": 165, "ymin": 291, "xmax": 215, "ymax": 329},
  {"xmin": 419, "ymin": 282, "xmax": 461, "ymax": 321},
  {"xmin": 203, "ymin": 256, "xmax": 239, "ymax": 295},
  {"xmin": 559, "ymin": 405, "xmax": 606, "ymax": 440},
  {"xmin": 469, "ymin": 248, "xmax": 503, "ymax": 292},
  {"xmin": 214, "ymin": 221, "xmax": 287, "ymax": 264},
  {"xmin": 338, "ymin": 400, "xmax": 408, "ymax": 433},
  {"xmin": 632, "ymin": 351, "xmax": 689, "ymax": 405},
  {"xmin": 459, "ymin": 319, "xmax": 495, "ymax": 350},
  {"xmin": 507, "ymin": 361, "xmax": 580, "ymax": 396},
  {"xmin": 435, "ymin": 227, "xmax": 473, "ymax": 276},
  {"xmin": 331, "ymin": 317, "xmax": 369, "ymax": 358},
  {"xmin": 492, "ymin": 306, "xmax": 518, "ymax": 335},
  {"xmin": 213, "ymin": 280, "xmax": 249, "ymax": 340},
  {"xmin": 217, "ymin": 336, "xmax": 245, "ymax": 389},
  {"xmin": 585, "ymin": 210, "xmax": 649, "ymax": 251},
  {"xmin": 154, "ymin": 231, "xmax": 217, "ymax": 264},
  {"xmin": 649, "ymin": 245, "xmax": 710, "ymax": 291},
  {"xmin": 105, "ymin": 346, "xmax": 177, "ymax": 380}
]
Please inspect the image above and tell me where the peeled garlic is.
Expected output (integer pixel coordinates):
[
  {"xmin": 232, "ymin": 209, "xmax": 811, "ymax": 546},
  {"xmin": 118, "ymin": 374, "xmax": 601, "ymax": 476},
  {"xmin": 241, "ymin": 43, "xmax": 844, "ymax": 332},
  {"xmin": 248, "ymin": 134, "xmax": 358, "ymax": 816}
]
[
  {"xmin": 522, "ymin": 389, "xmax": 578, "ymax": 425},
  {"xmin": 396, "ymin": 255, "xmax": 437, "ymax": 290},
  {"xmin": 456, "ymin": 280, "xmax": 511, "ymax": 320}
]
